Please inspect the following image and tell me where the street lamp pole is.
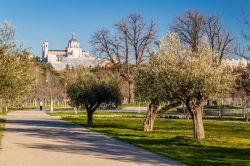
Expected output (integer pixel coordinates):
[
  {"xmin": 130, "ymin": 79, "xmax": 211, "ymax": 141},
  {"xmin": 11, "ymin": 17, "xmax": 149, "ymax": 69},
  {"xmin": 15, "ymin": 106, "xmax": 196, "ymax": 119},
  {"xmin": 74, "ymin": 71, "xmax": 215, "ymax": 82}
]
[
  {"xmin": 46, "ymin": 79, "xmax": 53, "ymax": 113},
  {"xmin": 50, "ymin": 90, "xmax": 53, "ymax": 113}
]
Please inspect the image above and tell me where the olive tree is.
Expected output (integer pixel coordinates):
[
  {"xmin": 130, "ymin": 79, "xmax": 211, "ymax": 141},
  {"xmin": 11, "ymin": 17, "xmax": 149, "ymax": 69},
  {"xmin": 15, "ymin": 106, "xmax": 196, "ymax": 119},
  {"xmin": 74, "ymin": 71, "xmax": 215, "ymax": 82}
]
[
  {"xmin": 142, "ymin": 33, "xmax": 233, "ymax": 139},
  {"xmin": 134, "ymin": 55, "xmax": 180, "ymax": 132},
  {"xmin": 134, "ymin": 34, "xmax": 184, "ymax": 132},
  {"xmin": 67, "ymin": 72, "xmax": 121, "ymax": 126}
]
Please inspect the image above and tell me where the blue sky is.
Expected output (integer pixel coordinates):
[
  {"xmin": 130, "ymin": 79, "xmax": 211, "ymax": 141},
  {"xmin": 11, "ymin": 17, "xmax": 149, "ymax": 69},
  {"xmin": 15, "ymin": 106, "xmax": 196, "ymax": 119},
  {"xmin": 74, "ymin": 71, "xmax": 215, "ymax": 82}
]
[{"xmin": 0, "ymin": 0, "xmax": 250, "ymax": 57}]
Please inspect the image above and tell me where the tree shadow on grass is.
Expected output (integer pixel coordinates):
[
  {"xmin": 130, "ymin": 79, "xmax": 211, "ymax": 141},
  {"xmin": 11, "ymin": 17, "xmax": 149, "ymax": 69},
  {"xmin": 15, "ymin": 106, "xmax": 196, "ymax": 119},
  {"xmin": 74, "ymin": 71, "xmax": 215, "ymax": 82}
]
[
  {"xmin": 63, "ymin": 117, "xmax": 250, "ymax": 166},
  {"xmin": 116, "ymin": 135, "xmax": 250, "ymax": 166},
  {"xmin": 63, "ymin": 116, "xmax": 144, "ymax": 132}
]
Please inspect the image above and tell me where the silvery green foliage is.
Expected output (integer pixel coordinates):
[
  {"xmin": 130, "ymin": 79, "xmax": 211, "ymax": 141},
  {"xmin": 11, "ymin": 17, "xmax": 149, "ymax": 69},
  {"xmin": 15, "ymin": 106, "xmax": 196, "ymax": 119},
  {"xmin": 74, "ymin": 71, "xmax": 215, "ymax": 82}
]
[
  {"xmin": 135, "ymin": 32, "xmax": 233, "ymax": 105},
  {"xmin": 0, "ymin": 22, "xmax": 34, "ymax": 104},
  {"xmin": 0, "ymin": 21, "xmax": 16, "ymax": 53},
  {"xmin": 67, "ymin": 72, "xmax": 122, "ymax": 109}
]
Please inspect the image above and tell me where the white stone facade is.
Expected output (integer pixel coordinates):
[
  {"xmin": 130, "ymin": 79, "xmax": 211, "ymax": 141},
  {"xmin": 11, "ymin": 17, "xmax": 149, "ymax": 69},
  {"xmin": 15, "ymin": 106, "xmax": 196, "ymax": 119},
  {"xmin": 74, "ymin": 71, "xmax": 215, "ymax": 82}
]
[
  {"xmin": 42, "ymin": 34, "xmax": 98, "ymax": 70},
  {"xmin": 222, "ymin": 58, "xmax": 248, "ymax": 68}
]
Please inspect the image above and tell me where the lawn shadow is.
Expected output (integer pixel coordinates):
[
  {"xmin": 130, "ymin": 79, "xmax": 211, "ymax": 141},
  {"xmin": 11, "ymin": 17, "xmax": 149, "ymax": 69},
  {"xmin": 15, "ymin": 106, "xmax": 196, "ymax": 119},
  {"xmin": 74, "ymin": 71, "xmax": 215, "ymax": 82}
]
[
  {"xmin": 116, "ymin": 135, "xmax": 250, "ymax": 166},
  {"xmin": 63, "ymin": 116, "xmax": 144, "ymax": 131}
]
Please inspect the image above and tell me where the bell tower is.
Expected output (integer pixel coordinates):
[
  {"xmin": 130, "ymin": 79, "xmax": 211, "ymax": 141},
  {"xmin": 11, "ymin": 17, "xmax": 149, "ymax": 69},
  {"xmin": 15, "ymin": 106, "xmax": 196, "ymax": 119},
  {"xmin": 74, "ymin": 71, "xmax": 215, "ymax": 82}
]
[{"xmin": 42, "ymin": 40, "xmax": 49, "ymax": 60}]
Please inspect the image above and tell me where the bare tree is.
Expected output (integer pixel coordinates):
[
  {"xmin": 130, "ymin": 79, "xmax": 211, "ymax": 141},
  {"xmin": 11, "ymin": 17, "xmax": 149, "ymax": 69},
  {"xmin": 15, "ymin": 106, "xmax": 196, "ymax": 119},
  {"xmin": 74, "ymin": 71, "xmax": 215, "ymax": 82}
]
[
  {"xmin": 240, "ymin": 12, "xmax": 250, "ymax": 42},
  {"xmin": 90, "ymin": 13, "xmax": 156, "ymax": 103},
  {"xmin": 91, "ymin": 30, "xmax": 121, "ymax": 64},
  {"xmin": 205, "ymin": 15, "xmax": 234, "ymax": 65},
  {"xmin": 170, "ymin": 10, "xmax": 205, "ymax": 53},
  {"xmin": 126, "ymin": 14, "xmax": 156, "ymax": 66},
  {"xmin": 171, "ymin": 10, "xmax": 234, "ymax": 63},
  {"xmin": 236, "ymin": 12, "xmax": 250, "ymax": 60}
]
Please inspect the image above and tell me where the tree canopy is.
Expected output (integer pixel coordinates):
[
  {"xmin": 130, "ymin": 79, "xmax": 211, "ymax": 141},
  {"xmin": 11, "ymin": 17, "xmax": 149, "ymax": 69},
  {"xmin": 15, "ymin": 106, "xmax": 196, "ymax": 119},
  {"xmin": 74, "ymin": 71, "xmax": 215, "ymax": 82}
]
[
  {"xmin": 0, "ymin": 22, "xmax": 34, "ymax": 110},
  {"xmin": 67, "ymin": 72, "xmax": 122, "ymax": 126},
  {"xmin": 135, "ymin": 32, "xmax": 233, "ymax": 139},
  {"xmin": 134, "ymin": 54, "xmax": 181, "ymax": 131}
]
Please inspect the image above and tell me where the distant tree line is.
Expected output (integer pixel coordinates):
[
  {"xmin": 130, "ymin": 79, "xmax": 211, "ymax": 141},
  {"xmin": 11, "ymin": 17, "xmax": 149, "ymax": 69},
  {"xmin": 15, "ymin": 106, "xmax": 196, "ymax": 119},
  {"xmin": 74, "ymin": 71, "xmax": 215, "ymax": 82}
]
[{"xmin": 0, "ymin": 22, "xmax": 34, "ymax": 112}]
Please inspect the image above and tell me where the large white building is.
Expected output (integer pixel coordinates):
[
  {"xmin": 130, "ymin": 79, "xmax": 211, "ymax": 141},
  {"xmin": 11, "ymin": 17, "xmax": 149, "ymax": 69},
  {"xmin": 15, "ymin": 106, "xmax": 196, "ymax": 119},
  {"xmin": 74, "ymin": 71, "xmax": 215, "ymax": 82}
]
[
  {"xmin": 42, "ymin": 34, "xmax": 98, "ymax": 70},
  {"xmin": 222, "ymin": 58, "xmax": 248, "ymax": 68}
]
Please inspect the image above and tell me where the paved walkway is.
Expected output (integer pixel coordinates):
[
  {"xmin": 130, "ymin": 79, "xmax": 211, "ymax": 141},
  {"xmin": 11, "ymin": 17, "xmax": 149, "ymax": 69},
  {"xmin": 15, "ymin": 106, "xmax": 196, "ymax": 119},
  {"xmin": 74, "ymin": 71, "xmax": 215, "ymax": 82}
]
[{"xmin": 0, "ymin": 110, "xmax": 184, "ymax": 166}]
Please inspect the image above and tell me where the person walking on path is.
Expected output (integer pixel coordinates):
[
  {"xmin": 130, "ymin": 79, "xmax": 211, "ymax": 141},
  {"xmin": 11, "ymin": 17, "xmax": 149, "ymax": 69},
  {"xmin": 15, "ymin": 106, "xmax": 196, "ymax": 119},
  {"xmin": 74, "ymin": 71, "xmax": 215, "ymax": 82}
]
[{"xmin": 40, "ymin": 101, "xmax": 43, "ymax": 111}]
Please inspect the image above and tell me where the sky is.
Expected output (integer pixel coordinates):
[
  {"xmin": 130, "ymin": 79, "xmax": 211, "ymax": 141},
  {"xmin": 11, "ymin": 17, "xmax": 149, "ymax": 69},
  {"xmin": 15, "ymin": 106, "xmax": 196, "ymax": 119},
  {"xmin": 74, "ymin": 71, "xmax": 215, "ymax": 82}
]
[{"xmin": 0, "ymin": 0, "xmax": 250, "ymax": 57}]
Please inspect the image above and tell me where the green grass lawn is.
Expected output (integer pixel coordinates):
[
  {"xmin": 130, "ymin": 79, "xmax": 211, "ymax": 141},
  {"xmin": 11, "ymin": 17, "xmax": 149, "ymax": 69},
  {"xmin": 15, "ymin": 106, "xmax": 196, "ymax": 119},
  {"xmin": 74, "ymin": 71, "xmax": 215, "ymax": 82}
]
[
  {"xmin": 49, "ymin": 112, "xmax": 250, "ymax": 166},
  {"xmin": 0, "ymin": 111, "xmax": 7, "ymax": 116}
]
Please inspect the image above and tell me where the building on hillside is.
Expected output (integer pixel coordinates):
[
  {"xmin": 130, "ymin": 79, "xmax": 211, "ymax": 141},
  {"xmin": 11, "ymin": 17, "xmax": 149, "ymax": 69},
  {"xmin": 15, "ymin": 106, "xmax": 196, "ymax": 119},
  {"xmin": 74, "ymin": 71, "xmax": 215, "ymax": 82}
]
[
  {"xmin": 42, "ymin": 33, "xmax": 99, "ymax": 70},
  {"xmin": 101, "ymin": 56, "xmax": 120, "ymax": 68},
  {"xmin": 222, "ymin": 58, "xmax": 248, "ymax": 68}
]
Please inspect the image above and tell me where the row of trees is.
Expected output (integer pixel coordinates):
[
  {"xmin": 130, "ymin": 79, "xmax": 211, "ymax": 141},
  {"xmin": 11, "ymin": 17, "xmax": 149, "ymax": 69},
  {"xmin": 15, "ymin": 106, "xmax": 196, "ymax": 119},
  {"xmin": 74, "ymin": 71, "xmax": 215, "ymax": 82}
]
[
  {"xmin": 0, "ymin": 22, "xmax": 34, "ymax": 112},
  {"xmin": 89, "ymin": 10, "xmax": 236, "ymax": 139},
  {"xmin": 0, "ymin": 21, "xmax": 69, "ymax": 112},
  {"xmin": 90, "ymin": 11, "xmax": 234, "ymax": 104},
  {"xmin": 27, "ymin": 62, "xmax": 66, "ymax": 112},
  {"xmin": 61, "ymin": 10, "xmax": 250, "ymax": 140},
  {"xmin": 65, "ymin": 33, "xmax": 234, "ymax": 139}
]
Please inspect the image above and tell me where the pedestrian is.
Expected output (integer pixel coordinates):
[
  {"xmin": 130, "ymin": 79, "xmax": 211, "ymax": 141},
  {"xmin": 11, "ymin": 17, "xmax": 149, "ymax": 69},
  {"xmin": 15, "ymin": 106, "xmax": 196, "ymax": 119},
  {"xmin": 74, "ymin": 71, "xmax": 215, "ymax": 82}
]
[{"xmin": 40, "ymin": 101, "xmax": 43, "ymax": 111}]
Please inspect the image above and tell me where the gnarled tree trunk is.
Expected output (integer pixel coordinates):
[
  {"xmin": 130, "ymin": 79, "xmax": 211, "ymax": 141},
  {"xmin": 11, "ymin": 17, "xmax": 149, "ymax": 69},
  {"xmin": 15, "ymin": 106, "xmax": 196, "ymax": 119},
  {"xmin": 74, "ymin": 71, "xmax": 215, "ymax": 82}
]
[
  {"xmin": 190, "ymin": 106, "xmax": 205, "ymax": 139},
  {"xmin": 143, "ymin": 101, "xmax": 181, "ymax": 132},
  {"xmin": 143, "ymin": 103, "xmax": 159, "ymax": 131},
  {"xmin": 86, "ymin": 103, "xmax": 101, "ymax": 127},
  {"xmin": 87, "ymin": 110, "xmax": 93, "ymax": 127}
]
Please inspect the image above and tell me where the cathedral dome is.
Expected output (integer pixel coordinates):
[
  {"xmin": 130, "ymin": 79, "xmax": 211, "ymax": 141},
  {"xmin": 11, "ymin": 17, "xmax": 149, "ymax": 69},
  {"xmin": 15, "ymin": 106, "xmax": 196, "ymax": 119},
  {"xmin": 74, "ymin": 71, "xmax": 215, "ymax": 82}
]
[
  {"xmin": 69, "ymin": 33, "xmax": 78, "ymax": 43},
  {"xmin": 70, "ymin": 38, "xmax": 78, "ymax": 42},
  {"xmin": 68, "ymin": 33, "xmax": 80, "ymax": 48}
]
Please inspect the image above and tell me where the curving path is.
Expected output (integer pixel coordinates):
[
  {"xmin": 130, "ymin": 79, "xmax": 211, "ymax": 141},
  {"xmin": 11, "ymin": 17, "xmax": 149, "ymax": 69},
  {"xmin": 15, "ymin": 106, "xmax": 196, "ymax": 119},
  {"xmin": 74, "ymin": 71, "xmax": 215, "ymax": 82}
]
[{"xmin": 0, "ymin": 110, "xmax": 185, "ymax": 166}]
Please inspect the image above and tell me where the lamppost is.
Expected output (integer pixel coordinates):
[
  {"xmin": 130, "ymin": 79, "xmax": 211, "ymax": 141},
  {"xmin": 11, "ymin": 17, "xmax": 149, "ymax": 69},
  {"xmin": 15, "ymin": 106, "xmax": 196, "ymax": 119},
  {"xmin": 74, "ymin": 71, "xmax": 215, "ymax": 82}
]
[{"xmin": 137, "ymin": 68, "xmax": 141, "ymax": 114}]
